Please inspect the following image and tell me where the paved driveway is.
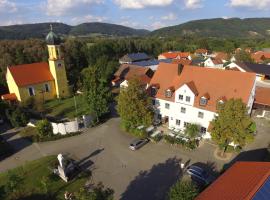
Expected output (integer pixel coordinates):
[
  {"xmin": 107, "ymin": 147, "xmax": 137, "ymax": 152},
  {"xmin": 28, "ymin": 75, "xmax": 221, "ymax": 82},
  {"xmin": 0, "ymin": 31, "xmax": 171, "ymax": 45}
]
[{"xmin": 0, "ymin": 118, "xmax": 227, "ymax": 199}]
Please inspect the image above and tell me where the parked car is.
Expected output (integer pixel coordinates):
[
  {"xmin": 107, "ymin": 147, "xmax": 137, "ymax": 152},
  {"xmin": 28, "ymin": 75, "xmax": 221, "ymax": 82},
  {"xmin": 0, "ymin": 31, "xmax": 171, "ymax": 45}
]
[
  {"xmin": 187, "ymin": 165, "xmax": 215, "ymax": 185},
  {"xmin": 129, "ymin": 138, "xmax": 149, "ymax": 150}
]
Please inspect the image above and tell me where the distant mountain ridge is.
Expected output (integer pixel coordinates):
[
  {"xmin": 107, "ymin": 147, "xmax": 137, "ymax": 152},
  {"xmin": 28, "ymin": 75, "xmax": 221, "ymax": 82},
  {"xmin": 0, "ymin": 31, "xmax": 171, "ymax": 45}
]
[
  {"xmin": 1, "ymin": 18, "xmax": 270, "ymax": 40},
  {"xmin": 0, "ymin": 22, "xmax": 149, "ymax": 40},
  {"xmin": 151, "ymin": 18, "xmax": 270, "ymax": 38}
]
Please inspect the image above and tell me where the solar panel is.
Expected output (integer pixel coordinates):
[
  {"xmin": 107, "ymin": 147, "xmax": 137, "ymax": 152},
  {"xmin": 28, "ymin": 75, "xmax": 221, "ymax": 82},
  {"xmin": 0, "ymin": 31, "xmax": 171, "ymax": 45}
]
[{"xmin": 252, "ymin": 176, "xmax": 270, "ymax": 200}]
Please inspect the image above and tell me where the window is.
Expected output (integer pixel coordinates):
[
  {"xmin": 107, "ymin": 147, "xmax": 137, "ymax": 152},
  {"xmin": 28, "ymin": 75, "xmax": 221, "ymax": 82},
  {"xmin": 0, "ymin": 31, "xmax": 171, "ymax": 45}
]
[
  {"xmin": 171, "ymin": 117, "xmax": 174, "ymax": 120},
  {"xmin": 44, "ymin": 83, "xmax": 50, "ymax": 92},
  {"xmin": 151, "ymin": 87, "xmax": 157, "ymax": 96},
  {"xmin": 200, "ymin": 97, "xmax": 208, "ymax": 106},
  {"xmin": 28, "ymin": 87, "xmax": 35, "ymax": 96},
  {"xmin": 179, "ymin": 95, "xmax": 184, "ymax": 100},
  {"xmin": 152, "ymin": 99, "xmax": 155, "ymax": 105},
  {"xmin": 165, "ymin": 90, "xmax": 172, "ymax": 98},
  {"xmin": 165, "ymin": 103, "xmax": 170, "ymax": 109},
  {"xmin": 200, "ymin": 127, "xmax": 207, "ymax": 134},
  {"xmin": 181, "ymin": 107, "xmax": 186, "ymax": 114},
  {"xmin": 176, "ymin": 119, "xmax": 181, "ymax": 126},
  {"xmin": 155, "ymin": 100, "xmax": 160, "ymax": 106},
  {"xmin": 186, "ymin": 96, "xmax": 191, "ymax": 102},
  {"xmin": 198, "ymin": 111, "xmax": 204, "ymax": 119},
  {"xmin": 58, "ymin": 63, "xmax": 62, "ymax": 67}
]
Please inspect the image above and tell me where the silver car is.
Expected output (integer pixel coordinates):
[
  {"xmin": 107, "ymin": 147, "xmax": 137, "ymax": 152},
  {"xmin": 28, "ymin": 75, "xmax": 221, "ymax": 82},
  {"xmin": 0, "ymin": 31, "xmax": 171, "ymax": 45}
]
[
  {"xmin": 187, "ymin": 165, "xmax": 215, "ymax": 185},
  {"xmin": 129, "ymin": 138, "xmax": 149, "ymax": 150}
]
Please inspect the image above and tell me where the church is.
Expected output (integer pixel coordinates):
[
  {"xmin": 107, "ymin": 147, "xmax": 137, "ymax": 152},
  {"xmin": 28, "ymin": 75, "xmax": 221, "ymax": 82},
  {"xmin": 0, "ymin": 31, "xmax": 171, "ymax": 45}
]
[{"xmin": 1, "ymin": 27, "xmax": 70, "ymax": 103}]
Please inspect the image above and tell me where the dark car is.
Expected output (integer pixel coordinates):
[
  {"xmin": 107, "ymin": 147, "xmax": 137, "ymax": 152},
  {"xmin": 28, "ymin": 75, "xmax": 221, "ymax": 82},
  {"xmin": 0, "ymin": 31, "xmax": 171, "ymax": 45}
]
[
  {"xmin": 187, "ymin": 165, "xmax": 215, "ymax": 185},
  {"xmin": 129, "ymin": 138, "xmax": 149, "ymax": 150}
]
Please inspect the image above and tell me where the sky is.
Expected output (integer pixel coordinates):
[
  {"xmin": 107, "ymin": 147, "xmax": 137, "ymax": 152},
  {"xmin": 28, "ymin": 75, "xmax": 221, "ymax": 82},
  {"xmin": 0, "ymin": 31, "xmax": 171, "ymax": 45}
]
[{"xmin": 0, "ymin": 0, "xmax": 270, "ymax": 30}]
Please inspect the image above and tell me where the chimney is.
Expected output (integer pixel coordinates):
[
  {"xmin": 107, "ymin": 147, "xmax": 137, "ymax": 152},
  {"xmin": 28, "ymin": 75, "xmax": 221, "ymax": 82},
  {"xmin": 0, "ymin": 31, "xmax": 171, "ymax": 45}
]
[{"xmin": 178, "ymin": 64, "xmax": 184, "ymax": 75}]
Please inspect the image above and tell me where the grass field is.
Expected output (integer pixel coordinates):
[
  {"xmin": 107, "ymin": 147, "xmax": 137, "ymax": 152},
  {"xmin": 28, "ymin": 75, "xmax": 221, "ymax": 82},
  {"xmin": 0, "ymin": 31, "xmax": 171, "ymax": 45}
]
[
  {"xmin": 44, "ymin": 95, "xmax": 89, "ymax": 119},
  {"xmin": 0, "ymin": 156, "xmax": 90, "ymax": 200}
]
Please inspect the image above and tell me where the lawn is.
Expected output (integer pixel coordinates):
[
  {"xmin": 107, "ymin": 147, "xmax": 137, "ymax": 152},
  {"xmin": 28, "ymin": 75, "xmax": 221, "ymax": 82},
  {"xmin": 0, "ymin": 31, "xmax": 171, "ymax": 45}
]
[
  {"xmin": 0, "ymin": 156, "xmax": 90, "ymax": 200},
  {"xmin": 44, "ymin": 95, "xmax": 89, "ymax": 119}
]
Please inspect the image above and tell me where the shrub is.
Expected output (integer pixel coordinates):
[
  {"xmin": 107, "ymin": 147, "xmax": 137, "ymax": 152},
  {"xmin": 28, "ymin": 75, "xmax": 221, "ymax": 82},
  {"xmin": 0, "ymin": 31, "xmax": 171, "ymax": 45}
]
[
  {"xmin": 36, "ymin": 119, "xmax": 53, "ymax": 138},
  {"xmin": 131, "ymin": 128, "xmax": 148, "ymax": 138},
  {"xmin": 6, "ymin": 107, "xmax": 29, "ymax": 127},
  {"xmin": 168, "ymin": 180, "xmax": 198, "ymax": 200},
  {"xmin": 249, "ymin": 122, "xmax": 256, "ymax": 134},
  {"xmin": 164, "ymin": 135, "xmax": 175, "ymax": 144},
  {"xmin": 151, "ymin": 134, "xmax": 162, "ymax": 142}
]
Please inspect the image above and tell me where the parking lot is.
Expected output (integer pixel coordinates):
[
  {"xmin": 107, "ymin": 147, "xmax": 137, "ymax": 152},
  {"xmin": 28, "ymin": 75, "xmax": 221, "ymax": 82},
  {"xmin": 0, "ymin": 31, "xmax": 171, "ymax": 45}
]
[{"xmin": 1, "ymin": 116, "xmax": 269, "ymax": 199}]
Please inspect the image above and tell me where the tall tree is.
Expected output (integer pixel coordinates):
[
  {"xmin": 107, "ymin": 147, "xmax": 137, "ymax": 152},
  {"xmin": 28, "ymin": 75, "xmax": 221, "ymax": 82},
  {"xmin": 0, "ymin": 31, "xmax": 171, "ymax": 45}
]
[
  {"xmin": 82, "ymin": 66, "xmax": 111, "ymax": 122},
  {"xmin": 235, "ymin": 50, "xmax": 254, "ymax": 63},
  {"xmin": 210, "ymin": 99, "xmax": 254, "ymax": 153},
  {"xmin": 117, "ymin": 78, "xmax": 153, "ymax": 132}
]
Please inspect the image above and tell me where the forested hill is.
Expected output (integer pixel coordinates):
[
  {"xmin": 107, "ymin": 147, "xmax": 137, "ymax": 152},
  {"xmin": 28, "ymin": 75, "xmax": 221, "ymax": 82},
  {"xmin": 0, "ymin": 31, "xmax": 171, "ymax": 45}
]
[
  {"xmin": 151, "ymin": 18, "xmax": 270, "ymax": 38},
  {"xmin": 0, "ymin": 22, "xmax": 149, "ymax": 40}
]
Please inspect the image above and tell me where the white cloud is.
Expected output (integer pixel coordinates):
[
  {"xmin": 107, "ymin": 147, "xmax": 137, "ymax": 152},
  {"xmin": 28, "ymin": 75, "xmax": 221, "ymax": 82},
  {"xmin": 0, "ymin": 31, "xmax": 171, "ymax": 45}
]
[
  {"xmin": 229, "ymin": 0, "xmax": 270, "ymax": 10},
  {"xmin": 46, "ymin": 0, "xmax": 103, "ymax": 16},
  {"xmin": 161, "ymin": 13, "xmax": 177, "ymax": 20},
  {"xmin": 71, "ymin": 15, "xmax": 107, "ymax": 24},
  {"xmin": 150, "ymin": 21, "xmax": 166, "ymax": 30},
  {"xmin": 114, "ymin": 0, "xmax": 174, "ymax": 9},
  {"xmin": 0, "ymin": 0, "xmax": 17, "ymax": 13},
  {"xmin": 184, "ymin": 0, "xmax": 203, "ymax": 9}
]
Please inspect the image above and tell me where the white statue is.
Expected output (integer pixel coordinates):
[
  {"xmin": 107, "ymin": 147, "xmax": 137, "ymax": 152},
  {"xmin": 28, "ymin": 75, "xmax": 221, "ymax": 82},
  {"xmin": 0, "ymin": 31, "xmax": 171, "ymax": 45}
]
[{"xmin": 57, "ymin": 154, "xmax": 65, "ymax": 168}]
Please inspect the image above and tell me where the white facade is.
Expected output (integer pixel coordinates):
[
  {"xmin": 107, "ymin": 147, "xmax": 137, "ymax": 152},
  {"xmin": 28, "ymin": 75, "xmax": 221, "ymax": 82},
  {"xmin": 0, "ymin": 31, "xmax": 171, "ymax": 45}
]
[
  {"xmin": 153, "ymin": 82, "xmax": 256, "ymax": 139},
  {"xmin": 204, "ymin": 58, "xmax": 223, "ymax": 69}
]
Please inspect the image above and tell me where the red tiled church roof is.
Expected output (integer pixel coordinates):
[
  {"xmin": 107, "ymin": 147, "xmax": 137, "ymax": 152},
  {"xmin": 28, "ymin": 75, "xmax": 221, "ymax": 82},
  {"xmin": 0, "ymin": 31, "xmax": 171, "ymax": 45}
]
[
  {"xmin": 8, "ymin": 62, "xmax": 54, "ymax": 87},
  {"xmin": 196, "ymin": 162, "xmax": 270, "ymax": 200}
]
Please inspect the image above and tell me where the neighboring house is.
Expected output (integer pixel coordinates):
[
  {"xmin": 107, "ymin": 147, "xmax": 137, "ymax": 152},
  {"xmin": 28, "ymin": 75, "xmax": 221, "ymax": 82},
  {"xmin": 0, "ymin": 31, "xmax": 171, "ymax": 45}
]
[
  {"xmin": 254, "ymin": 87, "xmax": 270, "ymax": 109},
  {"xmin": 251, "ymin": 51, "xmax": 270, "ymax": 64},
  {"xmin": 119, "ymin": 53, "xmax": 150, "ymax": 64},
  {"xmin": 227, "ymin": 62, "xmax": 270, "ymax": 81},
  {"xmin": 158, "ymin": 51, "xmax": 192, "ymax": 60},
  {"xmin": 149, "ymin": 63, "xmax": 256, "ymax": 139},
  {"xmin": 194, "ymin": 49, "xmax": 208, "ymax": 57},
  {"xmin": 214, "ymin": 52, "xmax": 229, "ymax": 63},
  {"xmin": 171, "ymin": 59, "xmax": 192, "ymax": 65},
  {"xmin": 204, "ymin": 57, "xmax": 224, "ymax": 69},
  {"xmin": 191, "ymin": 57, "xmax": 206, "ymax": 67},
  {"xmin": 111, "ymin": 64, "xmax": 154, "ymax": 88},
  {"xmin": 196, "ymin": 162, "xmax": 270, "ymax": 200},
  {"xmin": 1, "ymin": 28, "xmax": 69, "ymax": 103},
  {"xmin": 132, "ymin": 59, "xmax": 172, "ymax": 71}
]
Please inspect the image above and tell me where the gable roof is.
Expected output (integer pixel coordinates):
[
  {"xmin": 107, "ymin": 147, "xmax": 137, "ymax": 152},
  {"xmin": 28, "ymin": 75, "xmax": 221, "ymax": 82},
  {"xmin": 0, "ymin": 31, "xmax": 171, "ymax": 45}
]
[
  {"xmin": 8, "ymin": 62, "xmax": 54, "ymax": 87},
  {"xmin": 215, "ymin": 52, "xmax": 229, "ymax": 61},
  {"xmin": 255, "ymin": 87, "xmax": 270, "ymax": 106},
  {"xmin": 251, "ymin": 51, "xmax": 270, "ymax": 63},
  {"xmin": 114, "ymin": 64, "xmax": 153, "ymax": 85},
  {"xmin": 211, "ymin": 58, "xmax": 223, "ymax": 65},
  {"xmin": 235, "ymin": 62, "xmax": 270, "ymax": 76},
  {"xmin": 159, "ymin": 52, "xmax": 190, "ymax": 59},
  {"xmin": 150, "ymin": 63, "xmax": 256, "ymax": 112},
  {"xmin": 119, "ymin": 53, "xmax": 150, "ymax": 63},
  {"xmin": 196, "ymin": 162, "xmax": 270, "ymax": 200}
]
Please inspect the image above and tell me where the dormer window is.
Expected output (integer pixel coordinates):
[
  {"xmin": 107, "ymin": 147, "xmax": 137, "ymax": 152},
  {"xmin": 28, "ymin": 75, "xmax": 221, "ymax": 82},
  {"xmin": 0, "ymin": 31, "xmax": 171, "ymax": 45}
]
[
  {"xmin": 165, "ymin": 89, "xmax": 172, "ymax": 98},
  {"xmin": 200, "ymin": 97, "xmax": 208, "ymax": 106}
]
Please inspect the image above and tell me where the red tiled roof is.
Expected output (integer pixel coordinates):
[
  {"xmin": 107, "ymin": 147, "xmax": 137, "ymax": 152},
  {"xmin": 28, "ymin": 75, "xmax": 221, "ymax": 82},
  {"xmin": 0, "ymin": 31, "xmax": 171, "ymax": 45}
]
[
  {"xmin": 8, "ymin": 62, "xmax": 54, "ymax": 87},
  {"xmin": 215, "ymin": 52, "xmax": 229, "ymax": 61},
  {"xmin": 255, "ymin": 87, "xmax": 270, "ymax": 106},
  {"xmin": 211, "ymin": 58, "xmax": 223, "ymax": 65},
  {"xmin": 160, "ymin": 52, "xmax": 190, "ymax": 59},
  {"xmin": 195, "ymin": 49, "xmax": 208, "ymax": 54},
  {"xmin": 251, "ymin": 51, "xmax": 270, "ymax": 63},
  {"xmin": 172, "ymin": 59, "xmax": 192, "ymax": 65},
  {"xmin": 150, "ymin": 63, "xmax": 256, "ymax": 112},
  {"xmin": 1, "ymin": 93, "xmax": 17, "ymax": 101},
  {"xmin": 196, "ymin": 162, "xmax": 270, "ymax": 200}
]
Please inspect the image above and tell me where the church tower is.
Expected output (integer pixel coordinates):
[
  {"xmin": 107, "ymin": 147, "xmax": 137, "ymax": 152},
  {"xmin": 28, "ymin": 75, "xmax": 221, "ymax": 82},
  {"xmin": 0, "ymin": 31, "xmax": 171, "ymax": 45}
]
[{"xmin": 46, "ymin": 25, "xmax": 69, "ymax": 98}]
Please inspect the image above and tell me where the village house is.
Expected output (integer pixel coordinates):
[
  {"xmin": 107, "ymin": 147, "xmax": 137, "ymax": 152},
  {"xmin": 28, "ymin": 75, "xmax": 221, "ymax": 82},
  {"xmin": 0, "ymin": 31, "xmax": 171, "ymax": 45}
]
[
  {"xmin": 119, "ymin": 53, "xmax": 150, "ymax": 64},
  {"xmin": 204, "ymin": 57, "xmax": 224, "ymax": 69},
  {"xmin": 111, "ymin": 64, "xmax": 154, "ymax": 88},
  {"xmin": 194, "ymin": 49, "xmax": 208, "ymax": 57},
  {"xmin": 1, "ymin": 27, "xmax": 69, "ymax": 103},
  {"xmin": 158, "ymin": 51, "xmax": 192, "ymax": 60},
  {"xmin": 227, "ymin": 62, "xmax": 270, "ymax": 81},
  {"xmin": 251, "ymin": 51, "xmax": 270, "ymax": 64},
  {"xmin": 149, "ymin": 63, "xmax": 256, "ymax": 139}
]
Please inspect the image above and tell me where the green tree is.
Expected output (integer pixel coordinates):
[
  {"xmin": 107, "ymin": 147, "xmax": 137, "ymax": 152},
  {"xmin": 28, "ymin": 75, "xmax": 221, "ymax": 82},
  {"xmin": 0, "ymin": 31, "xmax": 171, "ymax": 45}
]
[
  {"xmin": 235, "ymin": 50, "xmax": 254, "ymax": 63},
  {"xmin": 36, "ymin": 119, "xmax": 53, "ymax": 138},
  {"xmin": 74, "ymin": 183, "xmax": 114, "ymax": 200},
  {"xmin": 168, "ymin": 180, "xmax": 198, "ymax": 200},
  {"xmin": 184, "ymin": 124, "xmax": 199, "ymax": 140},
  {"xmin": 117, "ymin": 78, "xmax": 153, "ymax": 132},
  {"xmin": 5, "ymin": 170, "xmax": 25, "ymax": 200},
  {"xmin": 210, "ymin": 99, "xmax": 254, "ymax": 153},
  {"xmin": 82, "ymin": 66, "xmax": 111, "ymax": 122}
]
